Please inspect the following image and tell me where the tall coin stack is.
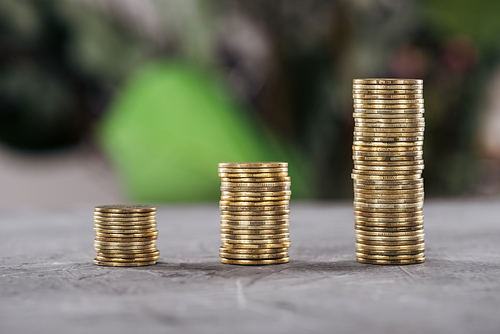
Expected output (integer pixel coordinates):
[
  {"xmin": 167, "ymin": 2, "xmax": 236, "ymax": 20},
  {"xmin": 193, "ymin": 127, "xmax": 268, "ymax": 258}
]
[
  {"xmin": 352, "ymin": 79, "xmax": 425, "ymax": 265},
  {"xmin": 218, "ymin": 162, "xmax": 291, "ymax": 265},
  {"xmin": 93, "ymin": 205, "xmax": 159, "ymax": 266}
]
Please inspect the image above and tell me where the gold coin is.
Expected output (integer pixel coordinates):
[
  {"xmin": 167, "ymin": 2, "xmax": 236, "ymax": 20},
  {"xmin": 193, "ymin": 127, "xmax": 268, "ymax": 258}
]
[
  {"xmin": 354, "ymin": 122, "xmax": 426, "ymax": 129},
  {"xmin": 356, "ymin": 257, "xmax": 425, "ymax": 265},
  {"xmin": 353, "ymin": 79, "xmax": 423, "ymax": 85},
  {"xmin": 96, "ymin": 255, "xmax": 160, "ymax": 262},
  {"xmin": 219, "ymin": 206, "xmax": 289, "ymax": 212},
  {"xmin": 354, "ymin": 104, "xmax": 424, "ymax": 110},
  {"xmin": 220, "ymin": 246, "xmax": 288, "ymax": 254},
  {"xmin": 94, "ymin": 247, "xmax": 157, "ymax": 254},
  {"xmin": 353, "ymin": 89, "xmax": 423, "ymax": 95},
  {"xmin": 94, "ymin": 240, "xmax": 157, "ymax": 246},
  {"xmin": 220, "ymin": 224, "xmax": 289, "ymax": 230},
  {"xmin": 353, "ymin": 98, "xmax": 424, "ymax": 104},
  {"xmin": 221, "ymin": 190, "xmax": 292, "ymax": 197},
  {"xmin": 353, "ymin": 142, "xmax": 423, "ymax": 148},
  {"xmin": 220, "ymin": 177, "xmax": 291, "ymax": 183},
  {"xmin": 355, "ymin": 225, "xmax": 423, "ymax": 232},
  {"xmin": 220, "ymin": 210, "xmax": 290, "ymax": 216},
  {"xmin": 218, "ymin": 162, "xmax": 288, "ymax": 168},
  {"xmin": 355, "ymin": 221, "xmax": 424, "ymax": 228},
  {"xmin": 355, "ymin": 234, "xmax": 424, "ymax": 242},
  {"xmin": 220, "ymin": 251, "xmax": 288, "ymax": 260},
  {"xmin": 355, "ymin": 215, "xmax": 424, "ymax": 223},
  {"xmin": 94, "ymin": 227, "xmax": 157, "ymax": 234},
  {"xmin": 95, "ymin": 236, "xmax": 157, "ymax": 242},
  {"xmin": 219, "ymin": 172, "xmax": 288, "ymax": 178},
  {"xmin": 93, "ymin": 217, "xmax": 156, "ymax": 223},
  {"xmin": 220, "ymin": 181, "xmax": 291, "ymax": 187},
  {"xmin": 353, "ymin": 137, "xmax": 424, "ymax": 143},
  {"xmin": 354, "ymin": 184, "xmax": 423, "ymax": 191},
  {"xmin": 94, "ymin": 205, "xmax": 156, "ymax": 213},
  {"xmin": 93, "ymin": 259, "xmax": 156, "ymax": 266},
  {"xmin": 221, "ymin": 257, "xmax": 289, "ymax": 265},
  {"xmin": 354, "ymin": 126, "xmax": 425, "ymax": 132},
  {"xmin": 352, "ymin": 174, "xmax": 421, "ymax": 181},
  {"xmin": 353, "ymin": 145, "xmax": 422, "ymax": 152},
  {"xmin": 354, "ymin": 117, "xmax": 424, "ymax": 123},
  {"xmin": 222, "ymin": 242, "xmax": 292, "ymax": 249},
  {"xmin": 354, "ymin": 186, "xmax": 424, "ymax": 194},
  {"xmin": 353, "ymin": 84, "xmax": 423, "ymax": 90},
  {"xmin": 220, "ymin": 186, "xmax": 291, "ymax": 192},
  {"xmin": 352, "ymin": 170, "xmax": 423, "ymax": 176},
  {"xmin": 353, "ymin": 155, "xmax": 423, "ymax": 162},
  {"xmin": 354, "ymin": 198, "xmax": 424, "ymax": 205},
  {"xmin": 94, "ymin": 223, "xmax": 157, "ymax": 230},
  {"xmin": 354, "ymin": 178, "xmax": 423, "ymax": 184},
  {"xmin": 96, "ymin": 250, "xmax": 159, "ymax": 258},
  {"xmin": 221, "ymin": 195, "xmax": 291, "ymax": 202},
  {"xmin": 220, "ymin": 215, "xmax": 289, "ymax": 221},
  {"xmin": 354, "ymin": 130, "xmax": 424, "ymax": 136},
  {"xmin": 353, "ymin": 207, "xmax": 423, "ymax": 214},
  {"xmin": 93, "ymin": 212, "xmax": 156, "ymax": 218},
  {"xmin": 221, "ymin": 218, "xmax": 289, "ymax": 224},
  {"xmin": 354, "ymin": 202, "xmax": 423, "ymax": 210},
  {"xmin": 94, "ymin": 240, "xmax": 156, "ymax": 247},
  {"xmin": 218, "ymin": 167, "xmax": 288, "ymax": 173},
  {"xmin": 353, "ymin": 113, "xmax": 424, "ymax": 119},
  {"xmin": 355, "ymin": 229, "xmax": 424, "ymax": 237},
  {"xmin": 94, "ymin": 243, "xmax": 157, "ymax": 250},
  {"xmin": 354, "ymin": 192, "xmax": 424, "ymax": 200},
  {"xmin": 353, "ymin": 165, "xmax": 424, "ymax": 172},
  {"xmin": 353, "ymin": 159, "xmax": 424, "ymax": 165},
  {"xmin": 353, "ymin": 151, "xmax": 423, "ymax": 158},
  {"xmin": 219, "ymin": 200, "xmax": 289, "ymax": 207},
  {"xmin": 354, "ymin": 210, "xmax": 423, "ymax": 218},
  {"xmin": 355, "ymin": 252, "xmax": 424, "ymax": 260},
  {"xmin": 220, "ymin": 228, "xmax": 289, "ymax": 235},
  {"xmin": 356, "ymin": 240, "xmax": 424, "ymax": 246},
  {"xmin": 355, "ymin": 243, "xmax": 424, "ymax": 251},
  {"xmin": 221, "ymin": 237, "xmax": 291, "ymax": 244},
  {"xmin": 353, "ymin": 94, "xmax": 423, "ymax": 100},
  {"xmin": 220, "ymin": 233, "xmax": 289, "ymax": 240},
  {"xmin": 95, "ymin": 231, "xmax": 159, "ymax": 238}
]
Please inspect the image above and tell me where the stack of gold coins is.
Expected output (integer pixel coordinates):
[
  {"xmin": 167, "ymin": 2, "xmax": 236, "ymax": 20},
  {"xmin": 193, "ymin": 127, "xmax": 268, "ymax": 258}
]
[
  {"xmin": 218, "ymin": 162, "xmax": 291, "ymax": 265},
  {"xmin": 93, "ymin": 205, "xmax": 159, "ymax": 267},
  {"xmin": 352, "ymin": 79, "xmax": 425, "ymax": 265}
]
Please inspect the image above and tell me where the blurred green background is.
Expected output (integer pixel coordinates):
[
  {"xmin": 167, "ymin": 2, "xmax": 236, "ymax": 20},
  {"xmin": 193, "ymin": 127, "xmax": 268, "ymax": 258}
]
[{"xmin": 1, "ymin": 0, "xmax": 500, "ymax": 204}]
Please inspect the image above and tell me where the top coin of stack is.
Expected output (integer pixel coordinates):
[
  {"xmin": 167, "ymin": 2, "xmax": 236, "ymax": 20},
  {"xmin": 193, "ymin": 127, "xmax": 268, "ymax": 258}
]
[
  {"xmin": 352, "ymin": 79, "xmax": 425, "ymax": 265},
  {"xmin": 218, "ymin": 162, "xmax": 291, "ymax": 265},
  {"xmin": 93, "ymin": 205, "xmax": 159, "ymax": 267}
]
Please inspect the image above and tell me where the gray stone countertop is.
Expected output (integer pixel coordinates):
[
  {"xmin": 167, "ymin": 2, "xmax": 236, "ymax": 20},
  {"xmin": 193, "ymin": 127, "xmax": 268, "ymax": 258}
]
[{"xmin": 1, "ymin": 198, "xmax": 500, "ymax": 334}]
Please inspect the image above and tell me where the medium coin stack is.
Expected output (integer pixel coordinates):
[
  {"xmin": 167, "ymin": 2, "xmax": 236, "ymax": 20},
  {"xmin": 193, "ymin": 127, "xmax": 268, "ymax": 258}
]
[
  {"xmin": 352, "ymin": 79, "xmax": 425, "ymax": 265},
  {"xmin": 218, "ymin": 162, "xmax": 291, "ymax": 265},
  {"xmin": 93, "ymin": 205, "xmax": 159, "ymax": 267}
]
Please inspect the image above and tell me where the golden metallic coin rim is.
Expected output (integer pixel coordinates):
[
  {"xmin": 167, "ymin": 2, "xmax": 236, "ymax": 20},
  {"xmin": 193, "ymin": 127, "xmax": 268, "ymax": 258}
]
[
  {"xmin": 219, "ymin": 252, "xmax": 288, "ymax": 259},
  {"xmin": 221, "ymin": 237, "xmax": 291, "ymax": 244},
  {"xmin": 94, "ymin": 205, "xmax": 156, "ymax": 213},
  {"xmin": 220, "ymin": 233, "xmax": 290, "ymax": 240},
  {"xmin": 95, "ymin": 231, "xmax": 159, "ymax": 238},
  {"xmin": 218, "ymin": 162, "xmax": 288, "ymax": 168},
  {"xmin": 222, "ymin": 242, "xmax": 292, "ymax": 249},
  {"xmin": 221, "ymin": 196, "xmax": 291, "ymax": 202},
  {"xmin": 218, "ymin": 168, "xmax": 288, "ymax": 173},
  {"xmin": 96, "ymin": 255, "xmax": 160, "ymax": 262},
  {"xmin": 96, "ymin": 251, "xmax": 159, "ymax": 258},
  {"xmin": 220, "ymin": 210, "xmax": 290, "ymax": 216},
  {"xmin": 220, "ymin": 246, "xmax": 288, "ymax": 254},
  {"xmin": 220, "ymin": 187, "xmax": 291, "ymax": 192},
  {"xmin": 220, "ymin": 228, "xmax": 289, "ymax": 235},
  {"xmin": 220, "ymin": 224, "xmax": 290, "ymax": 230},
  {"xmin": 220, "ymin": 215, "xmax": 289, "ymax": 221},
  {"xmin": 353, "ymin": 79, "xmax": 423, "ymax": 85},
  {"xmin": 353, "ymin": 94, "xmax": 423, "ymax": 100},
  {"xmin": 220, "ymin": 257, "xmax": 290, "ymax": 265},
  {"xmin": 219, "ymin": 200, "xmax": 289, "ymax": 206},
  {"xmin": 220, "ymin": 218, "xmax": 289, "ymax": 224},
  {"xmin": 93, "ymin": 259, "xmax": 156, "ymax": 266},
  {"xmin": 94, "ymin": 247, "xmax": 157, "ymax": 254},
  {"xmin": 219, "ymin": 172, "xmax": 288, "ymax": 178},
  {"xmin": 94, "ymin": 240, "xmax": 157, "ymax": 246},
  {"xmin": 95, "ymin": 236, "xmax": 157, "ymax": 242},
  {"xmin": 221, "ymin": 190, "xmax": 292, "ymax": 197}
]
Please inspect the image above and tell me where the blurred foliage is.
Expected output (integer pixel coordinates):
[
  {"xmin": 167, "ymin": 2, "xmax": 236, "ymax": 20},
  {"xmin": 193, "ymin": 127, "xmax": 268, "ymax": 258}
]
[
  {"xmin": 99, "ymin": 61, "xmax": 311, "ymax": 201},
  {"xmin": 0, "ymin": 0, "xmax": 499, "ymax": 199}
]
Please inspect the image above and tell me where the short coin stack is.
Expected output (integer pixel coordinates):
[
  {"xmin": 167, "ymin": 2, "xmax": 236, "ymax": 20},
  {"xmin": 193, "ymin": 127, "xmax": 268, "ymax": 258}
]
[
  {"xmin": 218, "ymin": 162, "xmax": 291, "ymax": 265},
  {"xmin": 352, "ymin": 79, "xmax": 425, "ymax": 265},
  {"xmin": 93, "ymin": 205, "xmax": 159, "ymax": 266}
]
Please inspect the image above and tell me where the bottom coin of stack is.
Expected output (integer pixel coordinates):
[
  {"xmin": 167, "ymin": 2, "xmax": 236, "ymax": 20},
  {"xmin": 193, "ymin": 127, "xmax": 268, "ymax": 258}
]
[
  {"xmin": 93, "ymin": 205, "xmax": 159, "ymax": 267},
  {"xmin": 218, "ymin": 162, "xmax": 291, "ymax": 265}
]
